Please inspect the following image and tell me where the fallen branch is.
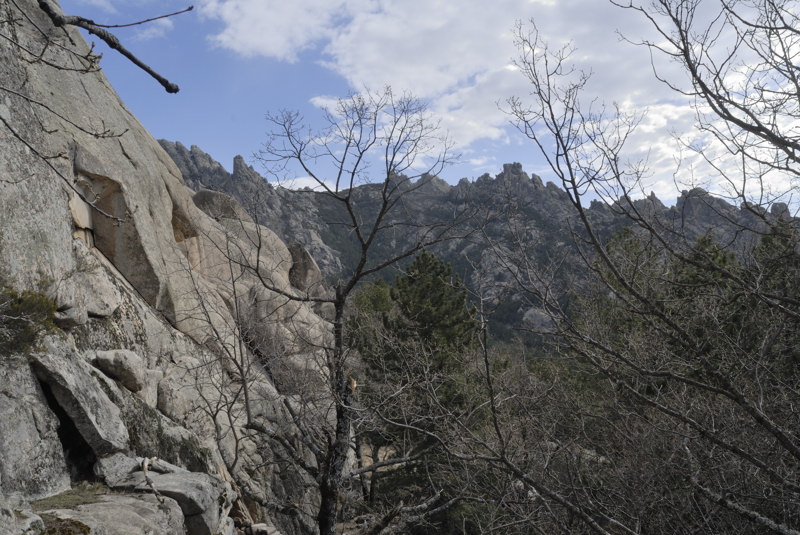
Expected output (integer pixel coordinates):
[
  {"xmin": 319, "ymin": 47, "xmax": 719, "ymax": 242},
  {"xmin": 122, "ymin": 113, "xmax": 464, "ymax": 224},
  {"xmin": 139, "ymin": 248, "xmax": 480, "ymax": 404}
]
[
  {"xmin": 36, "ymin": 0, "xmax": 183, "ymax": 93},
  {"xmin": 141, "ymin": 457, "xmax": 166, "ymax": 504}
]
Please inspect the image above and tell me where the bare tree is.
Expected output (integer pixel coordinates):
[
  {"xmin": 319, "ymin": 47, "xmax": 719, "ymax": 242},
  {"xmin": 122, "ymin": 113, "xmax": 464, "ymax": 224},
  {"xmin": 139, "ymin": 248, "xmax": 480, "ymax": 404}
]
[
  {"xmin": 489, "ymin": 2, "xmax": 800, "ymax": 533},
  {"xmin": 213, "ymin": 87, "xmax": 476, "ymax": 535}
]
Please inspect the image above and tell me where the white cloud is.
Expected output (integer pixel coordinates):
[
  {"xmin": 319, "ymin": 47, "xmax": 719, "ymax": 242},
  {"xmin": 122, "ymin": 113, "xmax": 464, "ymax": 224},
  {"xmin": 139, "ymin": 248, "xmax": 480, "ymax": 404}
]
[
  {"xmin": 133, "ymin": 18, "xmax": 173, "ymax": 41},
  {"xmin": 198, "ymin": 0, "xmax": 363, "ymax": 61},
  {"xmin": 322, "ymin": 0, "xmax": 529, "ymax": 97},
  {"xmin": 197, "ymin": 0, "xmax": 763, "ymax": 201},
  {"xmin": 72, "ymin": 0, "xmax": 117, "ymax": 13}
]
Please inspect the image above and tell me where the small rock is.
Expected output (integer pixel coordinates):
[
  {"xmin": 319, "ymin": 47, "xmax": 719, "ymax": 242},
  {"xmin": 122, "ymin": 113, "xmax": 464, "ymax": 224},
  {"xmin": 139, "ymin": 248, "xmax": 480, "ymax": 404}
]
[
  {"xmin": 93, "ymin": 453, "xmax": 139, "ymax": 487},
  {"xmin": 0, "ymin": 505, "xmax": 44, "ymax": 535},
  {"xmin": 93, "ymin": 349, "xmax": 146, "ymax": 392}
]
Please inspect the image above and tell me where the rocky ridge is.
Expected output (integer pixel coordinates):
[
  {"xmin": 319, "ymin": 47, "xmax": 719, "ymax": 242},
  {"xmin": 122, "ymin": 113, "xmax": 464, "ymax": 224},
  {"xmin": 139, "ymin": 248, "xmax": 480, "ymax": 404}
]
[
  {"xmin": 160, "ymin": 142, "xmax": 345, "ymax": 277},
  {"xmin": 160, "ymin": 142, "xmax": 784, "ymax": 337}
]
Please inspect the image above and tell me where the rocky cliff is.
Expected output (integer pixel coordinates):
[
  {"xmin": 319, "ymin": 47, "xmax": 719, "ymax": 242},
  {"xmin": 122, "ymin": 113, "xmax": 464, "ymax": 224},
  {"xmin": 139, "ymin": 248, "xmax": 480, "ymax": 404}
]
[{"xmin": 0, "ymin": 2, "xmax": 328, "ymax": 534}]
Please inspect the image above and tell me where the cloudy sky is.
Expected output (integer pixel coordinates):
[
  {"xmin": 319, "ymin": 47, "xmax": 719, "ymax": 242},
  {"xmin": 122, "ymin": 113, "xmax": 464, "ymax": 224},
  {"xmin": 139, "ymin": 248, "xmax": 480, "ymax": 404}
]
[{"xmin": 57, "ymin": 0, "xmax": 701, "ymax": 201}]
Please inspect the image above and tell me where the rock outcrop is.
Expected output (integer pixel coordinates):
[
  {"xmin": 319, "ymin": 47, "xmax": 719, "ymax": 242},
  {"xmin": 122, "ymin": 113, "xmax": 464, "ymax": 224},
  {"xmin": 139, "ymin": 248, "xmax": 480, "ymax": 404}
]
[
  {"xmin": 160, "ymin": 140, "xmax": 346, "ymax": 277},
  {"xmin": 0, "ymin": 2, "xmax": 329, "ymax": 533},
  {"xmin": 95, "ymin": 454, "xmax": 236, "ymax": 535},
  {"xmin": 36, "ymin": 494, "xmax": 187, "ymax": 535},
  {"xmin": 92, "ymin": 349, "xmax": 146, "ymax": 393}
]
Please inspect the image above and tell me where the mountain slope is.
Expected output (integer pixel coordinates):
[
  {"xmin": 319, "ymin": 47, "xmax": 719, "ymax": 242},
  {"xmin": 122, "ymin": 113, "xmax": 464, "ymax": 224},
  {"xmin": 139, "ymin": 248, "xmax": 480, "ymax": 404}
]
[{"xmin": 160, "ymin": 141, "xmax": 781, "ymax": 338}]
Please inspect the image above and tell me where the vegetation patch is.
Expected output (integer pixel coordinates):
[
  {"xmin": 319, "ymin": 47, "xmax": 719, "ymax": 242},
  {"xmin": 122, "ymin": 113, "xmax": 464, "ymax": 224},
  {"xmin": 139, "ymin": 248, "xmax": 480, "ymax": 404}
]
[
  {"xmin": 31, "ymin": 482, "xmax": 107, "ymax": 512},
  {"xmin": 0, "ymin": 285, "xmax": 56, "ymax": 357},
  {"xmin": 39, "ymin": 514, "xmax": 91, "ymax": 535}
]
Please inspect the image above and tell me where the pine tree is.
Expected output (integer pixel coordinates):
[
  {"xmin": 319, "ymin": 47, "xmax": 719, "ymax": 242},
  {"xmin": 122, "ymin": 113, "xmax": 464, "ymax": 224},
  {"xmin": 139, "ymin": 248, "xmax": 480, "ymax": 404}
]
[
  {"xmin": 390, "ymin": 250, "xmax": 478, "ymax": 368},
  {"xmin": 351, "ymin": 252, "xmax": 481, "ymax": 532}
]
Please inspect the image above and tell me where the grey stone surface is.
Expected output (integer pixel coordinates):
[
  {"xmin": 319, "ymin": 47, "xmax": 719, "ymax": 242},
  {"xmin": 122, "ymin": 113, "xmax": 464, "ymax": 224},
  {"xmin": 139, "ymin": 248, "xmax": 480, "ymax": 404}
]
[
  {"xmin": 193, "ymin": 188, "xmax": 255, "ymax": 223},
  {"xmin": 93, "ymin": 349, "xmax": 146, "ymax": 392},
  {"xmin": 0, "ymin": 360, "xmax": 70, "ymax": 500},
  {"xmin": 287, "ymin": 243, "xmax": 323, "ymax": 293},
  {"xmin": 136, "ymin": 369, "xmax": 163, "ymax": 408},
  {"xmin": 31, "ymin": 337, "xmax": 129, "ymax": 456},
  {"xmin": 0, "ymin": 362, "xmax": 69, "ymax": 503},
  {"xmin": 0, "ymin": 505, "xmax": 45, "ymax": 535},
  {"xmin": 160, "ymin": 140, "xmax": 346, "ymax": 277},
  {"xmin": 97, "ymin": 454, "xmax": 236, "ymax": 534},
  {"xmin": 248, "ymin": 523, "xmax": 283, "ymax": 535},
  {"xmin": 111, "ymin": 468, "xmax": 235, "ymax": 535},
  {"xmin": 92, "ymin": 453, "xmax": 139, "ymax": 488},
  {"xmin": 50, "ymin": 240, "xmax": 122, "ymax": 330},
  {"xmin": 94, "ymin": 453, "xmax": 187, "ymax": 487},
  {"xmin": 156, "ymin": 356, "xmax": 199, "ymax": 423},
  {"xmin": 219, "ymin": 516, "xmax": 237, "ymax": 535},
  {"xmin": 39, "ymin": 493, "xmax": 185, "ymax": 534},
  {"xmin": 0, "ymin": 3, "xmax": 327, "ymax": 533}
]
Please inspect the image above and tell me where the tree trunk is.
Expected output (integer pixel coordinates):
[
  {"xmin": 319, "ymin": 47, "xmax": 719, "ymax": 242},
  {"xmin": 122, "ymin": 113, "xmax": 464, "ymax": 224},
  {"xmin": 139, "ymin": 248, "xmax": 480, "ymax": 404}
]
[{"xmin": 317, "ymin": 478, "xmax": 338, "ymax": 535}]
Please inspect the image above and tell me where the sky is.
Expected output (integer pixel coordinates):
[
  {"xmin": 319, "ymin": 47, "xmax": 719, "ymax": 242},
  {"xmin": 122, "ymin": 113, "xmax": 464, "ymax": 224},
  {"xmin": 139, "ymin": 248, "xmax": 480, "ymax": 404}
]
[{"xmin": 56, "ymin": 0, "xmax": 708, "ymax": 202}]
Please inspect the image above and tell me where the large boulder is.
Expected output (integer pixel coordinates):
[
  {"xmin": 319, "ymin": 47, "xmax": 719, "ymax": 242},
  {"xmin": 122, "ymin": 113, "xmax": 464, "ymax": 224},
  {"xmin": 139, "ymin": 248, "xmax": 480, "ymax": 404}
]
[
  {"xmin": 92, "ymin": 349, "xmax": 146, "ymax": 393},
  {"xmin": 0, "ymin": 505, "xmax": 44, "ymax": 535},
  {"xmin": 30, "ymin": 338, "xmax": 129, "ymax": 457},
  {"xmin": 96, "ymin": 454, "xmax": 235, "ymax": 535},
  {"xmin": 36, "ymin": 493, "xmax": 185, "ymax": 535}
]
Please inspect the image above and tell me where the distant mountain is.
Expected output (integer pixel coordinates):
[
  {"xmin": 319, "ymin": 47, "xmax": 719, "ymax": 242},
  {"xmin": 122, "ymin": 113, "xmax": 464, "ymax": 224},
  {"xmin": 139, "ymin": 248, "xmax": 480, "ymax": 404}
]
[{"xmin": 159, "ymin": 140, "xmax": 784, "ymax": 339}]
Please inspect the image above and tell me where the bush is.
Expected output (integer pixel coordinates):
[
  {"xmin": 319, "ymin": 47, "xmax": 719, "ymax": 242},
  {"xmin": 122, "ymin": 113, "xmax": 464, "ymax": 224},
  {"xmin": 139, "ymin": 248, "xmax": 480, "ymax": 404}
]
[{"xmin": 0, "ymin": 285, "xmax": 56, "ymax": 355}]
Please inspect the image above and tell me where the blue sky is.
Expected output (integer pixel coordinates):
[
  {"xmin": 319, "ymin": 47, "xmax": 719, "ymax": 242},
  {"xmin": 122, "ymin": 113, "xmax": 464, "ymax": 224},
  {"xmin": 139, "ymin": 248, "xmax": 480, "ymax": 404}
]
[{"xmin": 57, "ymin": 0, "xmax": 707, "ymax": 201}]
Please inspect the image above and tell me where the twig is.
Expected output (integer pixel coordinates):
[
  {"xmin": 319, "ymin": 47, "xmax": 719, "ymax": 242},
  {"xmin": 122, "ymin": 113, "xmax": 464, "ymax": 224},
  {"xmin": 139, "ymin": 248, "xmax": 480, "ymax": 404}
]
[{"xmin": 91, "ymin": 6, "xmax": 193, "ymax": 29}]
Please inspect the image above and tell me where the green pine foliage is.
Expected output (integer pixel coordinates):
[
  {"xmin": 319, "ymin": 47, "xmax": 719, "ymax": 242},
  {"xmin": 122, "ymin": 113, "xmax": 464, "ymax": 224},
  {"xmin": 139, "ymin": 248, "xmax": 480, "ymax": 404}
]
[
  {"xmin": 566, "ymin": 226, "xmax": 800, "ymax": 534},
  {"xmin": 350, "ymin": 252, "xmax": 482, "ymax": 533},
  {"xmin": 389, "ymin": 250, "xmax": 479, "ymax": 356},
  {"xmin": 353, "ymin": 251, "xmax": 479, "ymax": 371},
  {"xmin": 0, "ymin": 285, "xmax": 56, "ymax": 356}
]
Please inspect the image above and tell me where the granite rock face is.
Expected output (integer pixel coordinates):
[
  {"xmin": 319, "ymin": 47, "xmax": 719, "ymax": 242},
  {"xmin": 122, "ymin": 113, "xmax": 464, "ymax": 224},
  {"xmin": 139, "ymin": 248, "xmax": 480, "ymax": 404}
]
[
  {"xmin": 193, "ymin": 189, "xmax": 255, "ymax": 224},
  {"xmin": 0, "ymin": 357, "xmax": 70, "ymax": 500},
  {"xmin": 0, "ymin": 503, "xmax": 44, "ymax": 535},
  {"xmin": 0, "ymin": 1, "xmax": 328, "ymax": 533},
  {"xmin": 31, "ymin": 340, "xmax": 130, "ymax": 457},
  {"xmin": 287, "ymin": 243, "xmax": 324, "ymax": 293},
  {"xmin": 37, "ymin": 494, "xmax": 186, "ymax": 535},
  {"xmin": 92, "ymin": 350, "xmax": 146, "ymax": 393},
  {"xmin": 160, "ymin": 140, "xmax": 346, "ymax": 277}
]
